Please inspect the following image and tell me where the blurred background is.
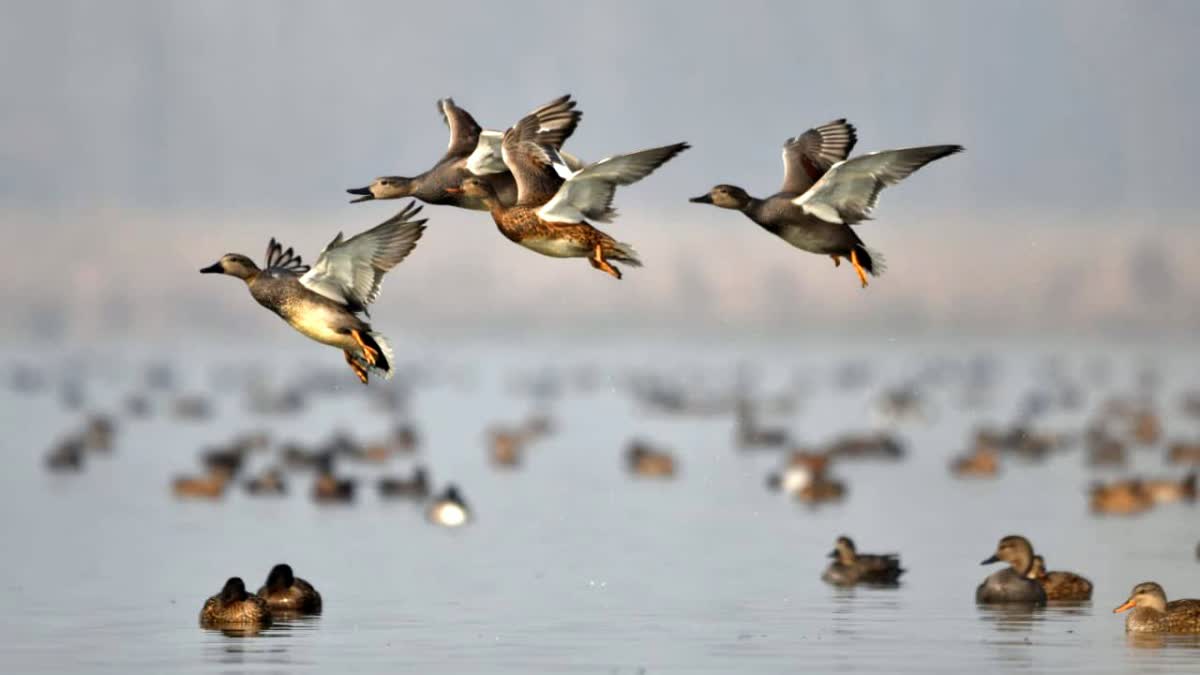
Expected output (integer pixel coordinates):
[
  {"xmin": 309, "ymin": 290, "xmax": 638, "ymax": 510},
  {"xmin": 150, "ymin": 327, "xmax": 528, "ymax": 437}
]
[
  {"xmin": 3, "ymin": 0, "xmax": 1199, "ymax": 344},
  {"xmin": 4, "ymin": 2, "xmax": 1200, "ymax": 673}
]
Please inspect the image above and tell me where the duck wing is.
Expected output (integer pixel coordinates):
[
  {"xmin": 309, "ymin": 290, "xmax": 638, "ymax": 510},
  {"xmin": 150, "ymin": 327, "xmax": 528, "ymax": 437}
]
[
  {"xmin": 536, "ymin": 143, "xmax": 690, "ymax": 224},
  {"xmin": 263, "ymin": 238, "xmax": 311, "ymax": 275},
  {"xmin": 780, "ymin": 119, "xmax": 857, "ymax": 195},
  {"xmin": 438, "ymin": 98, "xmax": 483, "ymax": 160},
  {"xmin": 299, "ymin": 202, "xmax": 427, "ymax": 315},
  {"xmin": 791, "ymin": 145, "xmax": 963, "ymax": 225},
  {"xmin": 501, "ymin": 95, "xmax": 582, "ymax": 205}
]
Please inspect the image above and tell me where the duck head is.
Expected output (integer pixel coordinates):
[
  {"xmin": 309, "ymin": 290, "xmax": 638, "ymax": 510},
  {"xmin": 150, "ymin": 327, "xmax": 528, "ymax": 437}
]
[
  {"xmin": 200, "ymin": 254, "xmax": 260, "ymax": 281},
  {"xmin": 347, "ymin": 176, "xmax": 414, "ymax": 203},
  {"xmin": 689, "ymin": 184, "xmax": 752, "ymax": 210},
  {"xmin": 445, "ymin": 176, "xmax": 499, "ymax": 207},
  {"xmin": 265, "ymin": 564, "xmax": 295, "ymax": 591},
  {"xmin": 981, "ymin": 534, "xmax": 1035, "ymax": 575},
  {"xmin": 219, "ymin": 577, "xmax": 249, "ymax": 603},
  {"xmin": 829, "ymin": 536, "xmax": 857, "ymax": 563},
  {"xmin": 1026, "ymin": 555, "xmax": 1047, "ymax": 580},
  {"xmin": 1114, "ymin": 581, "xmax": 1168, "ymax": 613}
]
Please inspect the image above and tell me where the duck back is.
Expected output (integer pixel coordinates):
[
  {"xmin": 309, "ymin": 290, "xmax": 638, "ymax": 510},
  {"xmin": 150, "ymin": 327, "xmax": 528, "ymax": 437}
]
[{"xmin": 976, "ymin": 568, "xmax": 1047, "ymax": 604}]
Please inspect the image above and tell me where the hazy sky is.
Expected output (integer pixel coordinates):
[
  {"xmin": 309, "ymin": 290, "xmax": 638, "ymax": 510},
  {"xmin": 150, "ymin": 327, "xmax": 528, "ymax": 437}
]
[{"xmin": 2, "ymin": 1, "xmax": 1198, "ymax": 341}]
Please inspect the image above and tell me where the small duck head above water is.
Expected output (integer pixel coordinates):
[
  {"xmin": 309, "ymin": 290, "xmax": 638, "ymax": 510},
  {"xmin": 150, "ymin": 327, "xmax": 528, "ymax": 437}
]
[
  {"xmin": 347, "ymin": 176, "xmax": 416, "ymax": 203},
  {"xmin": 1114, "ymin": 582, "xmax": 1168, "ymax": 614},
  {"xmin": 689, "ymin": 184, "xmax": 753, "ymax": 211},
  {"xmin": 829, "ymin": 535, "xmax": 858, "ymax": 564},
  {"xmin": 981, "ymin": 534, "xmax": 1036, "ymax": 575},
  {"xmin": 1027, "ymin": 554, "xmax": 1047, "ymax": 580},
  {"xmin": 220, "ymin": 577, "xmax": 250, "ymax": 603},
  {"xmin": 264, "ymin": 564, "xmax": 296, "ymax": 592},
  {"xmin": 200, "ymin": 254, "xmax": 260, "ymax": 281}
]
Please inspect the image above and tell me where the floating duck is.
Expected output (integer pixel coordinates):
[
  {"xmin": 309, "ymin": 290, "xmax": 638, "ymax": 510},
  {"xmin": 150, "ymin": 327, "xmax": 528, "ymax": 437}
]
[
  {"xmin": 977, "ymin": 535, "xmax": 1047, "ymax": 604},
  {"xmin": 1026, "ymin": 554, "xmax": 1093, "ymax": 601},
  {"xmin": 199, "ymin": 577, "xmax": 272, "ymax": 628},
  {"xmin": 256, "ymin": 564, "xmax": 322, "ymax": 614},
  {"xmin": 1114, "ymin": 582, "xmax": 1200, "ymax": 633},
  {"xmin": 427, "ymin": 484, "xmax": 470, "ymax": 527},
  {"xmin": 625, "ymin": 439, "xmax": 677, "ymax": 478},
  {"xmin": 822, "ymin": 536, "xmax": 904, "ymax": 586}
]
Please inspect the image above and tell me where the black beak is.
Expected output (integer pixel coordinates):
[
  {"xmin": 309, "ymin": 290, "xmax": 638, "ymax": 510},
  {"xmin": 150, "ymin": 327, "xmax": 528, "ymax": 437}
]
[
  {"xmin": 347, "ymin": 187, "xmax": 374, "ymax": 203},
  {"xmin": 689, "ymin": 194, "xmax": 713, "ymax": 204},
  {"xmin": 200, "ymin": 262, "xmax": 223, "ymax": 274},
  {"xmin": 980, "ymin": 554, "xmax": 1000, "ymax": 565},
  {"xmin": 827, "ymin": 549, "xmax": 838, "ymax": 559}
]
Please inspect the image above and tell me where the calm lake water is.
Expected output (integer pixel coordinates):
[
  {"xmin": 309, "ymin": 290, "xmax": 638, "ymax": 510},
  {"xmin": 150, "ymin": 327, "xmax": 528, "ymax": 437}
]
[{"xmin": 1, "ymin": 338, "xmax": 1198, "ymax": 673}]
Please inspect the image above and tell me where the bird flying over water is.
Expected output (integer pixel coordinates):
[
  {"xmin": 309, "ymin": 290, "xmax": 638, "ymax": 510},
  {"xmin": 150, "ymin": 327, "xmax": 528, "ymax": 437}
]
[
  {"xmin": 690, "ymin": 119, "xmax": 962, "ymax": 288},
  {"xmin": 200, "ymin": 203, "xmax": 426, "ymax": 384}
]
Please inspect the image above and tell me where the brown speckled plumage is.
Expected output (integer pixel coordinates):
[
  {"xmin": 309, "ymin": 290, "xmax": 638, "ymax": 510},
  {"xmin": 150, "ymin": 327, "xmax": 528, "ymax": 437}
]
[
  {"xmin": 1027, "ymin": 555, "xmax": 1093, "ymax": 601},
  {"xmin": 1115, "ymin": 582, "xmax": 1200, "ymax": 633},
  {"xmin": 199, "ymin": 578, "xmax": 272, "ymax": 627}
]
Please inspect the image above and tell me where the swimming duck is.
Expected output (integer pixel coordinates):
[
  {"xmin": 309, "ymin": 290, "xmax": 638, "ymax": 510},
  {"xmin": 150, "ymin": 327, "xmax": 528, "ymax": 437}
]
[
  {"xmin": 447, "ymin": 106, "xmax": 688, "ymax": 279},
  {"xmin": 1114, "ymin": 582, "xmax": 1200, "ymax": 633},
  {"xmin": 1089, "ymin": 479, "xmax": 1155, "ymax": 516},
  {"xmin": 488, "ymin": 426, "xmax": 530, "ymax": 467},
  {"xmin": 825, "ymin": 432, "xmax": 904, "ymax": 460},
  {"xmin": 200, "ymin": 203, "xmax": 426, "ymax": 384},
  {"xmin": 822, "ymin": 536, "xmax": 904, "ymax": 586},
  {"xmin": 311, "ymin": 455, "xmax": 355, "ymax": 503},
  {"xmin": 244, "ymin": 468, "xmax": 287, "ymax": 496},
  {"xmin": 625, "ymin": 439, "xmax": 677, "ymax": 478},
  {"xmin": 1026, "ymin": 555, "xmax": 1093, "ymax": 601},
  {"xmin": 976, "ymin": 535, "xmax": 1048, "ymax": 604},
  {"xmin": 689, "ymin": 120, "xmax": 962, "ymax": 288},
  {"xmin": 347, "ymin": 96, "xmax": 582, "ymax": 211},
  {"xmin": 1168, "ymin": 441, "xmax": 1200, "ymax": 465},
  {"xmin": 378, "ymin": 466, "xmax": 430, "ymax": 499},
  {"xmin": 172, "ymin": 468, "xmax": 230, "ymax": 500},
  {"xmin": 256, "ymin": 564, "xmax": 322, "ymax": 614},
  {"xmin": 1142, "ymin": 473, "xmax": 1197, "ymax": 505},
  {"xmin": 45, "ymin": 435, "xmax": 85, "ymax": 472},
  {"xmin": 950, "ymin": 445, "xmax": 1000, "ymax": 478},
  {"xmin": 199, "ymin": 577, "xmax": 272, "ymax": 628},
  {"xmin": 427, "ymin": 484, "xmax": 470, "ymax": 527}
]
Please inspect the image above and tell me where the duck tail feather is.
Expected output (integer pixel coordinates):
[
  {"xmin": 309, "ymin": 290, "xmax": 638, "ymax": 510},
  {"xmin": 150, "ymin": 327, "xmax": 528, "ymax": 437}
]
[
  {"xmin": 607, "ymin": 241, "xmax": 642, "ymax": 267},
  {"xmin": 367, "ymin": 331, "xmax": 396, "ymax": 380}
]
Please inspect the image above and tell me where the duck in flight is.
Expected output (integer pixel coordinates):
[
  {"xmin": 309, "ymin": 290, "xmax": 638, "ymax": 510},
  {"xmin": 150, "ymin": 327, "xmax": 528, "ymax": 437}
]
[
  {"xmin": 690, "ymin": 119, "xmax": 962, "ymax": 288},
  {"xmin": 199, "ymin": 203, "xmax": 426, "ymax": 384},
  {"xmin": 447, "ymin": 103, "xmax": 688, "ymax": 279},
  {"xmin": 347, "ymin": 96, "xmax": 583, "ymax": 211}
]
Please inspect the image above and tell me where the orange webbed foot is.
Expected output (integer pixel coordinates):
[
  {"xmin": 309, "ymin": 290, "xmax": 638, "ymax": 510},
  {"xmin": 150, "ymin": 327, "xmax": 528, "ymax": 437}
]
[
  {"xmin": 344, "ymin": 350, "xmax": 369, "ymax": 385},
  {"xmin": 350, "ymin": 329, "xmax": 379, "ymax": 366},
  {"xmin": 850, "ymin": 250, "xmax": 869, "ymax": 288}
]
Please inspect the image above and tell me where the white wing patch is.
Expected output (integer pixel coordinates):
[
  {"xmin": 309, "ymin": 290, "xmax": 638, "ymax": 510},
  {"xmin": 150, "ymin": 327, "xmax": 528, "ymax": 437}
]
[{"xmin": 466, "ymin": 130, "xmax": 505, "ymax": 175}]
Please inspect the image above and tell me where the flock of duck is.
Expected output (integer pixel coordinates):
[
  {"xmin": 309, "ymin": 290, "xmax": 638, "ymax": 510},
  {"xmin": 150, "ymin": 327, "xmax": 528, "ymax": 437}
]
[
  {"xmin": 201, "ymin": 94, "xmax": 962, "ymax": 384},
  {"xmin": 22, "ymin": 93, "xmax": 1200, "ymax": 641},
  {"xmin": 25, "ymin": 349, "xmax": 1200, "ymax": 636}
]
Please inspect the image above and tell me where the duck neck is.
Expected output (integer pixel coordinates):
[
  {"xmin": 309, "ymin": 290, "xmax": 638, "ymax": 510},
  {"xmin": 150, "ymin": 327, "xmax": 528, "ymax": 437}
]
[
  {"xmin": 742, "ymin": 197, "xmax": 769, "ymax": 223},
  {"xmin": 1009, "ymin": 549, "xmax": 1034, "ymax": 576}
]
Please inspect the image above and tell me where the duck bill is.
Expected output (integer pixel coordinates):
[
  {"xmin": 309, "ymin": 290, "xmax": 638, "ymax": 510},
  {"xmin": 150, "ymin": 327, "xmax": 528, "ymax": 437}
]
[
  {"xmin": 199, "ymin": 262, "xmax": 223, "ymax": 274},
  {"xmin": 1113, "ymin": 599, "xmax": 1137, "ymax": 614},
  {"xmin": 444, "ymin": 187, "xmax": 463, "ymax": 195},
  {"xmin": 689, "ymin": 194, "xmax": 713, "ymax": 204},
  {"xmin": 346, "ymin": 187, "xmax": 374, "ymax": 203},
  {"xmin": 827, "ymin": 549, "xmax": 838, "ymax": 559},
  {"xmin": 980, "ymin": 554, "xmax": 1000, "ymax": 565}
]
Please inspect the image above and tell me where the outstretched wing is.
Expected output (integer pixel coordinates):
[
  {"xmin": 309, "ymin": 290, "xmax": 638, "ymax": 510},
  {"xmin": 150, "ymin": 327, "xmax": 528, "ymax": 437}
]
[
  {"xmin": 263, "ymin": 238, "xmax": 311, "ymax": 274},
  {"xmin": 536, "ymin": 143, "xmax": 689, "ymax": 223},
  {"xmin": 791, "ymin": 145, "xmax": 963, "ymax": 225},
  {"xmin": 780, "ymin": 119, "xmax": 857, "ymax": 195},
  {"xmin": 501, "ymin": 95, "xmax": 582, "ymax": 205},
  {"xmin": 299, "ymin": 201, "xmax": 427, "ymax": 315},
  {"xmin": 438, "ymin": 98, "xmax": 483, "ymax": 160},
  {"xmin": 465, "ymin": 130, "xmax": 507, "ymax": 175}
]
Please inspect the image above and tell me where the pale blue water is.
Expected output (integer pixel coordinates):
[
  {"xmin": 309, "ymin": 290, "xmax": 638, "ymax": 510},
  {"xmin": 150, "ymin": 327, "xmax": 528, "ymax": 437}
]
[{"xmin": 1, "ymin": 338, "xmax": 1198, "ymax": 673}]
